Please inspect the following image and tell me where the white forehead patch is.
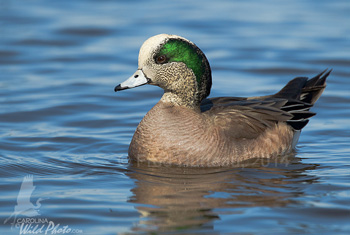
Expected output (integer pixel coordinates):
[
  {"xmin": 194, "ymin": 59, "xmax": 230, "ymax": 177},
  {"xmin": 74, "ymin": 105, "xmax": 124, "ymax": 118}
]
[{"xmin": 138, "ymin": 34, "xmax": 191, "ymax": 67}]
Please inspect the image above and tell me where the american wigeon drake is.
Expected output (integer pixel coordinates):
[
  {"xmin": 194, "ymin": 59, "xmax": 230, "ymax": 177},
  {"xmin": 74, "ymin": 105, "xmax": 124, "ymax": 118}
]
[{"xmin": 115, "ymin": 34, "xmax": 331, "ymax": 167}]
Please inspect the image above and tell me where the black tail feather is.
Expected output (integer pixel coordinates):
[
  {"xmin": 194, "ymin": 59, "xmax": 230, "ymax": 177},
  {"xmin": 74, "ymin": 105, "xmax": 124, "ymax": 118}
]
[
  {"xmin": 274, "ymin": 77, "xmax": 308, "ymax": 100},
  {"xmin": 274, "ymin": 69, "xmax": 331, "ymax": 130},
  {"xmin": 301, "ymin": 69, "xmax": 330, "ymax": 105}
]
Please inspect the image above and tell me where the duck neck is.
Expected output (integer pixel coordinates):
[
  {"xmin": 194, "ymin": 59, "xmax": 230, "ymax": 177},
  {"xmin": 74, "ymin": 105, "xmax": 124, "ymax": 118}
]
[{"xmin": 160, "ymin": 91, "xmax": 201, "ymax": 111}]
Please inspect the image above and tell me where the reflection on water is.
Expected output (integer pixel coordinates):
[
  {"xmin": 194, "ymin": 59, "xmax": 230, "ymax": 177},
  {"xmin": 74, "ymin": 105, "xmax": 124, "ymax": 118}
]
[{"xmin": 126, "ymin": 155, "xmax": 319, "ymax": 233}]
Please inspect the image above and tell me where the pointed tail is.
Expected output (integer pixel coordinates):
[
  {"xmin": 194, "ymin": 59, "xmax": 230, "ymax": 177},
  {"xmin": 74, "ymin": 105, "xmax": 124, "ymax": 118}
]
[{"xmin": 274, "ymin": 69, "xmax": 331, "ymax": 130}]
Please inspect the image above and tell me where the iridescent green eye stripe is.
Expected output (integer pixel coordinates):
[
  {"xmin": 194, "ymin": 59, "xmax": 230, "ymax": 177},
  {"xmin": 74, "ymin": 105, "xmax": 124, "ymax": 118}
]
[{"xmin": 158, "ymin": 39, "xmax": 204, "ymax": 88}]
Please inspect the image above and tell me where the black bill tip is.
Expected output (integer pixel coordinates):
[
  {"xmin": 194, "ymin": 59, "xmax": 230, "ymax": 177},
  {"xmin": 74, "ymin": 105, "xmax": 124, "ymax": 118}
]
[{"xmin": 114, "ymin": 84, "xmax": 128, "ymax": 92}]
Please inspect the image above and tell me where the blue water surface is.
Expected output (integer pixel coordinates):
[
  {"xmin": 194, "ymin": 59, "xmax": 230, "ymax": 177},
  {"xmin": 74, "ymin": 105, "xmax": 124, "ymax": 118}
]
[{"xmin": 1, "ymin": 0, "xmax": 350, "ymax": 234}]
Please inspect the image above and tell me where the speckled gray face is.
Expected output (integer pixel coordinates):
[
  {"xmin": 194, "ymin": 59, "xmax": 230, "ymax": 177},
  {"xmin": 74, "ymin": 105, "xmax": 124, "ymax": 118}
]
[
  {"xmin": 155, "ymin": 39, "xmax": 205, "ymax": 89},
  {"xmin": 115, "ymin": 34, "xmax": 212, "ymax": 104}
]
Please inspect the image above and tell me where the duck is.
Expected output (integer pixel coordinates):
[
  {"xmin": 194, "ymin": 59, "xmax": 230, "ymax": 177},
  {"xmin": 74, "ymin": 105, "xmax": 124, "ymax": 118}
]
[{"xmin": 115, "ymin": 34, "xmax": 330, "ymax": 167}]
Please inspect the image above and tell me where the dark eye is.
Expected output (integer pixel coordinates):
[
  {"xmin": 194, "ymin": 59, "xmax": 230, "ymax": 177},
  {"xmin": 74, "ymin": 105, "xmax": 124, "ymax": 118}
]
[{"xmin": 156, "ymin": 55, "xmax": 167, "ymax": 64}]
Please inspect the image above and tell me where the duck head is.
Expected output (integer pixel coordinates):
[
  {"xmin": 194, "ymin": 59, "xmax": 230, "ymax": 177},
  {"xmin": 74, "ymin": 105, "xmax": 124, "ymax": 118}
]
[{"xmin": 115, "ymin": 34, "xmax": 212, "ymax": 108}]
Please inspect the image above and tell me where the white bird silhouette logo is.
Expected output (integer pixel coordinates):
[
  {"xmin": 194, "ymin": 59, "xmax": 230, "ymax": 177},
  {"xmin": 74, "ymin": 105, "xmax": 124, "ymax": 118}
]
[{"xmin": 4, "ymin": 175, "xmax": 45, "ymax": 225}]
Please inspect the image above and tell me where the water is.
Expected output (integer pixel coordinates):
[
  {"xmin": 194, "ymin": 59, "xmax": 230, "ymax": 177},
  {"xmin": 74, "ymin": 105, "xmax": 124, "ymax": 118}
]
[{"xmin": 1, "ymin": 0, "xmax": 349, "ymax": 234}]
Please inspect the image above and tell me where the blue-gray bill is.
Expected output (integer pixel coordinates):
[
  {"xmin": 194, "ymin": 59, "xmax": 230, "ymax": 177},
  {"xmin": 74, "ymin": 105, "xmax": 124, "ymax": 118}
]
[{"xmin": 115, "ymin": 69, "xmax": 148, "ymax": 92}]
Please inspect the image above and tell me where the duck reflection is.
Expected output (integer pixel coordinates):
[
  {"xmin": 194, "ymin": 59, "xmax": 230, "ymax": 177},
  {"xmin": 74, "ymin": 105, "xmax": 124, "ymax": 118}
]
[{"xmin": 125, "ymin": 154, "xmax": 319, "ymax": 233}]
